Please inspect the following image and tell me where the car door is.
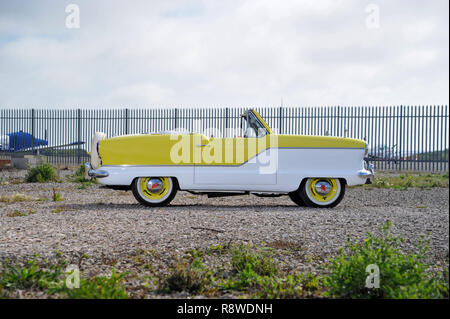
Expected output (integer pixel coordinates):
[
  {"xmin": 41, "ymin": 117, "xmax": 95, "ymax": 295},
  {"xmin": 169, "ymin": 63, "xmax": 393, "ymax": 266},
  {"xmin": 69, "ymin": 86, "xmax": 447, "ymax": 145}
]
[{"xmin": 193, "ymin": 134, "xmax": 277, "ymax": 185}]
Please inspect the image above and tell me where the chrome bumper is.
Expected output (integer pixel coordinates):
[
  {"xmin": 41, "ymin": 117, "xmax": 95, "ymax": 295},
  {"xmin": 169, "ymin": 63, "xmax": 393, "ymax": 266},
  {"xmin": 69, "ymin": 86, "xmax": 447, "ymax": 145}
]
[
  {"xmin": 84, "ymin": 162, "xmax": 109, "ymax": 179},
  {"xmin": 359, "ymin": 161, "xmax": 375, "ymax": 184}
]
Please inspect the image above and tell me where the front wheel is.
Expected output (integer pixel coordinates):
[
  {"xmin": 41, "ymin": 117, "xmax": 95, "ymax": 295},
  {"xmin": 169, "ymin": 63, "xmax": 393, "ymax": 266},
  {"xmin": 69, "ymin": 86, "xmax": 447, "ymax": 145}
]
[
  {"xmin": 299, "ymin": 178, "xmax": 345, "ymax": 208},
  {"xmin": 132, "ymin": 177, "xmax": 177, "ymax": 207}
]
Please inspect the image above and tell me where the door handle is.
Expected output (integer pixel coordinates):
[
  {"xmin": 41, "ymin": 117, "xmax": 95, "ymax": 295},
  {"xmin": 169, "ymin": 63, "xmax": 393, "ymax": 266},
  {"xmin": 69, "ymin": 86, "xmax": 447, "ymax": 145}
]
[{"xmin": 196, "ymin": 144, "xmax": 210, "ymax": 147}]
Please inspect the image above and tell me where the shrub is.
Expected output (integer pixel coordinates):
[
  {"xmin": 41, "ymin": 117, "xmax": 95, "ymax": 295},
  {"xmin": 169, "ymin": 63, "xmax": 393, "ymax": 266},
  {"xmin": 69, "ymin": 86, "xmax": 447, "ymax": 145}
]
[
  {"xmin": 324, "ymin": 221, "xmax": 449, "ymax": 299},
  {"xmin": 25, "ymin": 163, "xmax": 58, "ymax": 183},
  {"xmin": 161, "ymin": 257, "xmax": 211, "ymax": 293},
  {"xmin": 230, "ymin": 244, "xmax": 278, "ymax": 278}
]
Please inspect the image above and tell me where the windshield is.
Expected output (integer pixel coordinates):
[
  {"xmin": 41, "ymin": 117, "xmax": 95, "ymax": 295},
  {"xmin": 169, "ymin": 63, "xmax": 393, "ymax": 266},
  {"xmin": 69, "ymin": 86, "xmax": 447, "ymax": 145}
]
[{"xmin": 241, "ymin": 111, "xmax": 268, "ymax": 138}]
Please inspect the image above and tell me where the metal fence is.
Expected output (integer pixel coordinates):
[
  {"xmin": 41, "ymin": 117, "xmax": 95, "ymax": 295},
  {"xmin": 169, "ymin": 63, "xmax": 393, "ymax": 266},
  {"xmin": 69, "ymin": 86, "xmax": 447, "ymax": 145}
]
[{"xmin": 1, "ymin": 106, "xmax": 448, "ymax": 171}]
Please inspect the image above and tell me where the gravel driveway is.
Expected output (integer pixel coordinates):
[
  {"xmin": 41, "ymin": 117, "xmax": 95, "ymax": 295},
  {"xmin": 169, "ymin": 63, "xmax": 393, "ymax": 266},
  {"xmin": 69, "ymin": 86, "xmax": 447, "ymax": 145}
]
[{"xmin": 0, "ymin": 169, "xmax": 448, "ymax": 297}]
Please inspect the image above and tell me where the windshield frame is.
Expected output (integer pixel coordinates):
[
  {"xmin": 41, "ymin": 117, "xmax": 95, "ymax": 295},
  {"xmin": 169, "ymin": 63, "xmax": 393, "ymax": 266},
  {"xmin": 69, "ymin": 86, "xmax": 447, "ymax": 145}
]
[{"xmin": 241, "ymin": 110, "xmax": 269, "ymax": 138}]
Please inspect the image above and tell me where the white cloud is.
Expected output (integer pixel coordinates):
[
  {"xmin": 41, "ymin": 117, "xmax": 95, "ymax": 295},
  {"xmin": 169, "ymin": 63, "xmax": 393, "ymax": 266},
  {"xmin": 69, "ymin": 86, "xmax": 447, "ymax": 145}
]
[{"xmin": 0, "ymin": 0, "xmax": 448, "ymax": 108}]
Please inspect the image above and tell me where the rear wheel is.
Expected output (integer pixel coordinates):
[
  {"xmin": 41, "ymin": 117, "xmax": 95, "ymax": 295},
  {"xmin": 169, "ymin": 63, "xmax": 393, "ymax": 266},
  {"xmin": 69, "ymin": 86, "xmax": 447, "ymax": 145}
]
[
  {"xmin": 132, "ymin": 177, "xmax": 177, "ymax": 207},
  {"xmin": 299, "ymin": 178, "xmax": 345, "ymax": 208}
]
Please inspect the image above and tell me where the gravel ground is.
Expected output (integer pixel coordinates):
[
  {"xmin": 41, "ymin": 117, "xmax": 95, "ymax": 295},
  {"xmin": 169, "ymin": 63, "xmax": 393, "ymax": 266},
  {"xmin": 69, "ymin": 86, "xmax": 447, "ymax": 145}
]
[{"xmin": 0, "ymin": 168, "xmax": 448, "ymax": 297}]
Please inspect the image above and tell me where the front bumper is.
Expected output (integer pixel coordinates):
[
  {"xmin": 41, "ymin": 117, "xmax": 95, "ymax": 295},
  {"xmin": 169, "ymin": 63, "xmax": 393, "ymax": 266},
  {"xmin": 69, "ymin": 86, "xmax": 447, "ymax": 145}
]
[
  {"xmin": 358, "ymin": 160, "xmax": 375, "ymax": 184},
  {"xmin": 84, "ymin": 162, "xmax": 109, "ymax": 179}
]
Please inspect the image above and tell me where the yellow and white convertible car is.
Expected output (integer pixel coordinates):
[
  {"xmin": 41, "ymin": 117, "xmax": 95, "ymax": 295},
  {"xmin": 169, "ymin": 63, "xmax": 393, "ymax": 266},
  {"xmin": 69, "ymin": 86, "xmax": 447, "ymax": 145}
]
[{"xmin": 85, "ymin": 109, "xmax": 374, "ymax": 208}]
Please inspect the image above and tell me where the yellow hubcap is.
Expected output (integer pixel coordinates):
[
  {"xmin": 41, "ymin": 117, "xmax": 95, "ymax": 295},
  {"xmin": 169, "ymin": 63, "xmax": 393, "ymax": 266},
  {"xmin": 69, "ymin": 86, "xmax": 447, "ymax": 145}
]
[
  {"xmin": 139, "ymin": 177, "xmax": 170, "ymax": 200},
  {"xmin": 307, "ymin": 178, "xmax": 339, "ymax": 203}
]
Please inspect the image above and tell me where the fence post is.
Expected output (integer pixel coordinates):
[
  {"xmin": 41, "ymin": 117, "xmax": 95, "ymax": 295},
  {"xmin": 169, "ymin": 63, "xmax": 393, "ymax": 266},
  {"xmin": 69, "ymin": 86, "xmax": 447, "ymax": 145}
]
[
  {"xmin": 31, "ymin": 108, "xmax": 35, "ymax": 152},
  {"xmin": 77, "ymin": 109, "xmax": 81, "ymax": 164},
  {"xmin": 124, "ymin": 108, "xmax": 129, "ymax": 134},
  {"xmin": 225, "ymin": 107, "xmax": 229, "ymax": 137},
  {"xmin": 337, "ymin": 105, "xmax": 340, "ymax": 137},
  {"xmin": 399, "ymin": 105, "xmax": 403, "ymax": 170},
  {"xmin": 279, "ymin": 106, "xmax": 283, "ymax": 134},
  {"xmin": 174, "ymin": 108, "xmax": 178, "ymax": 129}
]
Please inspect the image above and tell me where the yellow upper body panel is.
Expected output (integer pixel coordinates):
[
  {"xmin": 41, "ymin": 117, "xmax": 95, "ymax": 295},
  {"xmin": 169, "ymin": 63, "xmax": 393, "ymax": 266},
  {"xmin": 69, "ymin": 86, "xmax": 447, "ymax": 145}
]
[
  {"xmin": 99, "ymin": 133, "xmax": 365, "ymax": 166},
  {"xmin": 99, "ymin": 110, "xmax": 365, "ymax": 166}
]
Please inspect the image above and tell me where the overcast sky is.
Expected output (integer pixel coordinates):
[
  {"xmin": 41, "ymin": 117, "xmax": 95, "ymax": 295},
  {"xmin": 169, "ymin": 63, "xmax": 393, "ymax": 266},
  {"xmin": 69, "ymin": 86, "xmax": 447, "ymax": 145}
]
[{"xmin": 0, "ymin": 0, "xmax": 448, "ymax": 108}]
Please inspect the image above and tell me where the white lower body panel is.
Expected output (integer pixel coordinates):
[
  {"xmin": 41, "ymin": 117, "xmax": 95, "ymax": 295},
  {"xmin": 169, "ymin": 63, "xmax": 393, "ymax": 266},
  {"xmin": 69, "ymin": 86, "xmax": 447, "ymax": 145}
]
[{"xmin": 95, "ymin": 148, "xmax": 371, "ymax": 192}]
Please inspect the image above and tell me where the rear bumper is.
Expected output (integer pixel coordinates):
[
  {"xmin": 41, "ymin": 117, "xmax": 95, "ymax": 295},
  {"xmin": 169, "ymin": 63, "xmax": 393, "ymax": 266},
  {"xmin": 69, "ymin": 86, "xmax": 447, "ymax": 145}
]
[
  {"xmin": 358, "ymin": 161, "xmax": 375, "ymax": 184},
  {"xmin": 84, "ymin": 162, "xmax": 109, "ymax": 179}
]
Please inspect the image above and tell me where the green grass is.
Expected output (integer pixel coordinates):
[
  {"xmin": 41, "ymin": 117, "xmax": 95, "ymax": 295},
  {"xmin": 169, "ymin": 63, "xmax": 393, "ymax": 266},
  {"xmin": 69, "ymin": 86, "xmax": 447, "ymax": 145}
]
[
  {"xmin": 324, "ymin": 221, "xmax": 449, "ymax": 299},
  {"xmin": 6, "ymin": 209, "xmax": 35, "ymax": 217},
  {"xmin": 0, "ymin": 259, "xmax": 65, "ymax": 292},
  {"xmin": 61, "ymin": 269, "xmax": 129, "ymax": 299},
  {"xmin": 67, "ymin": 164, "xmax": 94, "ymax": 188},
  {"xmin": 218, "ymin": 244, "xmax": 320, "ymax": 298},
  {"xmin": 1, "ymin": 193, "xmax": 32, "ymax": 203},
  {"xmin": 25, "ymin": 163, "xmax": 58, "ymax": 183},
  {"xmin": 0, "ymin": 257, "xmax": 129, "ymax": 299},
  {"xmin": 364, "ymin": 172, "xmax": 448, "ymax": 190}
]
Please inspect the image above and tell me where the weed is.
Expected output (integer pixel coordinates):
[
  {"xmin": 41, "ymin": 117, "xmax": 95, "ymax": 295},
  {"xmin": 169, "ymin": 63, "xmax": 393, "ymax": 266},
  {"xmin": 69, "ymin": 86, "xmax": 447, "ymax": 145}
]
[
  {"xmin": 25, "ymin": 163, "xmax": 58, "ymax": 183},
  {"xmin": 9, "ymin": 178, "xmax": 23, "ymax": 185},
  {"xmin": 324, "ymin": 221, "xmax": 449, "ymax": 298},
  {"xmin": 230, "ymin": 244, "xmax": 278, "ymax": 277},
  {"xmin": 0, "ymin": 177, "xmax": 8, "ymax": 186},
  {"xmin": 77, "ymin": 183, "xmax": 90, "ymax": 189},
  {"xmin": 11, "ymin": 193, "xmax": 31, "ymax": 202},
  {"xmin": 68, "ymin": 164, "xmax": 93, "ymax": 188},
  {"xmin": 7, "ymin": 210, "xmax": 28, "ymax": 217},
  {"xmin": 52, "ymin": 208, "xmax": 63, "ymax": 214},
  {"xmin": 52, "ymin": 188, "xmax": 63, "ymax": 202},
  {"xmin": 1, "ymin": 193, "xmax": 32, "ymax": 203},
  {"xmin": 61, "ymin": 269, "xmax": 129, "ymax": 299},
  {"xmin": 0, "ymin": 258, "xmax": 128, "ymax": 299},
  {"xmin": 161, "ymin": 257, "xmax": 212, "ymax": 293},
  {"xmin": 0, "ymin": 196, "xmax": 9, "ymax": 203},
  {"xmin": 218, "ymin": 244, "xmax": 319, "ymax": 298},
  {"xmin": 0, "ymin": 260, "xmax": 63, "ymax": 291},
  {"xmin": 365, "ymin": 173, "xmax": 449, "ymax": 190},
  {"xmin": 267, "ymin": 240, "xmax": 303, "ymax": 252}
]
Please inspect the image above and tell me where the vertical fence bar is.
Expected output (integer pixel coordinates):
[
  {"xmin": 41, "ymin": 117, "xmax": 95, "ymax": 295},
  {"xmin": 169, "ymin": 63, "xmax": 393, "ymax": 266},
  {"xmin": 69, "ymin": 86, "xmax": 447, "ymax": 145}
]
[{"xmin": 77, "ymin": 108, "xmax": 81, "ymax": 164}]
